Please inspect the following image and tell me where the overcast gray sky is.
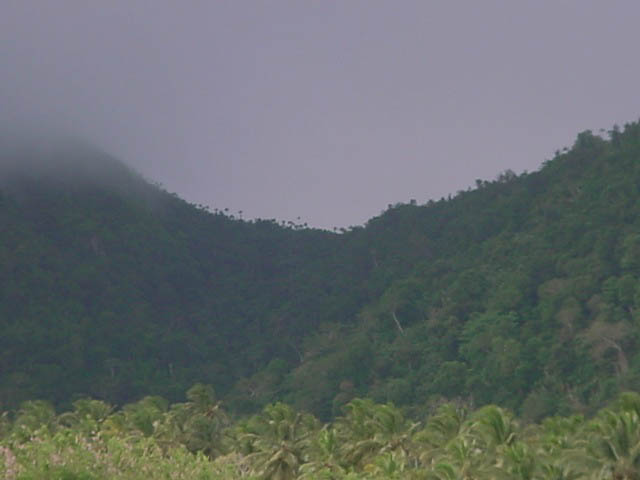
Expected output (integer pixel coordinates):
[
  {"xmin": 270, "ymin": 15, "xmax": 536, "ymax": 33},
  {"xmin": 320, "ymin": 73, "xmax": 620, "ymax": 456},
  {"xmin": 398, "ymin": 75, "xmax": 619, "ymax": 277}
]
[{"xmin": 2, "ymin": 1, "xmax": 640, "ymax": 229}]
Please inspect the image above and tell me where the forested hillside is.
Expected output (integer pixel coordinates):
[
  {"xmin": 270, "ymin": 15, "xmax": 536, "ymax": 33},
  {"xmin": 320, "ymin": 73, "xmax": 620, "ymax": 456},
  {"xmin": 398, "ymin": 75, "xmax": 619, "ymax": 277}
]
[{"xmin": 2, "ymin": 121, "xmax": 640, "ymax": 424}]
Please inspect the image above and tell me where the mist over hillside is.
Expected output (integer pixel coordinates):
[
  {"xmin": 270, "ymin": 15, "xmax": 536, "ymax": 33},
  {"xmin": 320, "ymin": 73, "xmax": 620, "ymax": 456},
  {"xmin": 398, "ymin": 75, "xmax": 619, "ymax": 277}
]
[
  {"xmin": 2, "ymin": 121, "xmax": 640, "ymax": 424},
  {"xmin": 0, "ymin": 132, "xmax": 143, "ymax": 192}
]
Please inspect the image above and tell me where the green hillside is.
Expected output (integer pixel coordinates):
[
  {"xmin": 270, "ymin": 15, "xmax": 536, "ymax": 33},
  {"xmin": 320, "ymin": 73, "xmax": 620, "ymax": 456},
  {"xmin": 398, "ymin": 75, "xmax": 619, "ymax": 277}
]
[{"xmin": 2, "ymin": 122, "xmax": 640, "ymax": 422}]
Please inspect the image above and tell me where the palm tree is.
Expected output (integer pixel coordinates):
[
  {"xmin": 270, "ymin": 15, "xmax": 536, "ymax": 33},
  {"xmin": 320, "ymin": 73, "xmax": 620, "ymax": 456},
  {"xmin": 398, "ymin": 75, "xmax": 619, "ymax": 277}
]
[
  {"xmin": 12, "ymin": 400, "xmax": 56, "ymax": 441},
  {"xmin": 120, "ymin": 395, "xmax": 168, "ymax": 437},
  {"xmin": 336, "ymin": 399, "xmax": 418, "ymax": 470},
  {"xmin": 154, "ymin": 383, "xmax": 228, "ymax": 457},
  {"xmin": 436, "ymin": 435, "xmax": 493, "ymax": 479},
  {"xmin": 469, "ymin": 405, "xmax": 518, "ymax": 449},
  {"xmin": 500, "ymin": 442, "xmax": 536, "ymax": 480},
  {"xmin": 298, "ymin": 426, "xmax": 347, "ymax": 479},
  {"xmin": 239, "ymin": 402, "xmax": 319, "ymax": 480},
  {"xmin": 586, "ymin": 409, "xmax": 640, "ymax": 480},
  {"xmin": 415, "ymin": 402, "xmax": 468, "ymax": 465},
  {"xmin": 426, "ymin": 435, "xmax": 504, "ymax": 480},
  {"xmin": 56, "ymin": 397, "xmax": 113, "ymax": 436},
  {"xmin": 615, "ymin": 392, "xmax": 640, "ymax": 417},
  {"xmin": 517, "ymin": 415, "xmax": 585, "ymax": 480},
  {"xmin": 421, "ymin": 405, "xmax": 521, "ymax": 480},
  {"xmin": 535, "ymin": 414, "xmax": 585, "ymax": 456}
]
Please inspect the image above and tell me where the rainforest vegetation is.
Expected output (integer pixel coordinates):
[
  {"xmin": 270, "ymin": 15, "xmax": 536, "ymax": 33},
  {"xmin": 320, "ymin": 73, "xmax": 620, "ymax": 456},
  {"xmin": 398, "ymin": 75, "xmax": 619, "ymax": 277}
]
[
  {"xmin": 4, "ymin": 387, "xmax": 640, "ymax": 479},
  {"xmin": 3, "ymin": 121, "xmax": 640, "ymax": 477}
]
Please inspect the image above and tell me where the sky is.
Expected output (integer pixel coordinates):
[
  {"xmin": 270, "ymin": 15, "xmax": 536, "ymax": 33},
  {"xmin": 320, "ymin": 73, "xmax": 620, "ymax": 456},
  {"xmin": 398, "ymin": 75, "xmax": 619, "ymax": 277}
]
[{"xmin": 2, "ymin": 1, "xmax": 640, "ymax": 229}]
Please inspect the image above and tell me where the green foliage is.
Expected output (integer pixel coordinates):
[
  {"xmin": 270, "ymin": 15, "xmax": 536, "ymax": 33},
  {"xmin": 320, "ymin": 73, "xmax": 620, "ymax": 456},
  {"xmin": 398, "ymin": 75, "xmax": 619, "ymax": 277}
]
[
  {"xmin": 5, "ymin": 388, "xmax": 640, "ymax": 479},
  {"xmin": 4, "ymin": 121, "xmax": 640, "ymax": 424}
]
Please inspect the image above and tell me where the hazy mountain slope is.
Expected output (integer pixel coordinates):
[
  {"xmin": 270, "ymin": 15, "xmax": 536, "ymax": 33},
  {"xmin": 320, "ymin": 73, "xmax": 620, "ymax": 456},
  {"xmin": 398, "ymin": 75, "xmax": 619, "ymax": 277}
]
[
  {"xmin": 2, "ymin": 122, "xmax": 640, "ymax": 421},
  {"xmin": 297, "ymin": 124, "xmax": 640, "ymax": 420},
  {"xmin": 0, "ymin": 144, "xmax": 370, "ymax": 410}
]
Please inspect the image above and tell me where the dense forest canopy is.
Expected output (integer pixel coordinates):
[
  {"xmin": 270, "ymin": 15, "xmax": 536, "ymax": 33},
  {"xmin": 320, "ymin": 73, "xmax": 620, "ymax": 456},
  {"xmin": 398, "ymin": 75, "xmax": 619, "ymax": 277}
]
[{"xmin": 2, "ymin": 121, "xmax": 640, "ymax": 427}]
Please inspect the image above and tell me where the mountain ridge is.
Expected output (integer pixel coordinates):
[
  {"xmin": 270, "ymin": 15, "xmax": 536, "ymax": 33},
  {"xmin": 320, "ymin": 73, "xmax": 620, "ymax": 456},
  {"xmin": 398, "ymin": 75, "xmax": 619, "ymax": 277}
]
[{"xmin": 2, "ymin": 121, "xmax": 640, "ymax": 421}]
